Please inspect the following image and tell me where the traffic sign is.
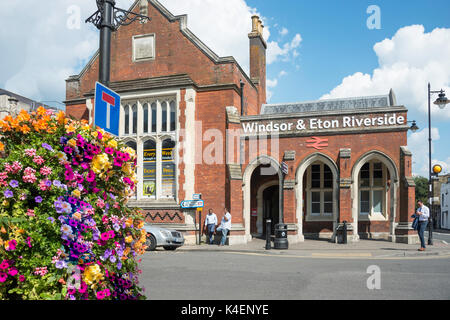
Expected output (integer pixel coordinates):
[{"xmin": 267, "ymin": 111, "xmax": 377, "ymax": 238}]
[
  {"xmin": 94, "ymin": 82, "xmax": 121, "ymax": 136},
  {"xmin": 180, "ymin": 200, "xmax": 204, "ymax": 209},
  {"xmin": 193, "ymin": 194, "xmax": 202, "ymax": 200}
]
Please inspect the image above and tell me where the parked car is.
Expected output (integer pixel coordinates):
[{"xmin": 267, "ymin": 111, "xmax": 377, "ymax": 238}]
[{"xmin": 143, "ymin": 223, "xmax": 185, "ymax": 251}]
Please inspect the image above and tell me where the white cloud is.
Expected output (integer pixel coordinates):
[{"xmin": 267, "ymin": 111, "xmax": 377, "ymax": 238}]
[
  {"xmin": 320, "ymin": 25, "xmax": 450, "ymax": 176},
  {"xmin": 267, "ymin": 79, "xmax": 278, "ymax": 88},
  {"xmin": 278, "ymin": 70, "xmax": 288, "ymax": 77},
  {"xmin": 321, "ymin": 25, "xmax": 450, "ymax": 120},
  {"xmin": 279, "ymin": 27, "xmax": 289, "ymax": 36},
  {"xmin": 267, "ymin": 33, "xmax": 302, "ymax": 64}
]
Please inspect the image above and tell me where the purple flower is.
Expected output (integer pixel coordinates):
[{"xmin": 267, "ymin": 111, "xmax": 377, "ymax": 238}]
[
  {"xmin": 109, "ymin": 255, "xmax": 117, "ymax": 263},
  {"xmin": 55, "ymin": 260, "xmax": 68, "ymax": 269},
  {"xmin": 47, "ymin": 217, "xmax": 55, "ymax": 223},
  {"xmin": 35, "ymin": 196, "xmax": 43, "ymax": 203},
  {"xmin": 117, "ymin": 262, "xmax": 122, "ymax": 270},
  {"xmin": 53, "ymin": 180, "xmax": 62, "ymax": 188},
  {"xmin": 42, "ymin": 143, "xmax": 53, "ymax": 151},
  {"xmin": 9, "ymin": 180, "xmax": 19, "ymax": 188},
  {"xmin": 4, "ymin": 189, "xmax": 13, "ymax": 198}
]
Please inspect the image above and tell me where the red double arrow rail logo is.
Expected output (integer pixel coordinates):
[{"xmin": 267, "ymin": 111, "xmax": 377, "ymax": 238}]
[{"xmin": 306, "ymin": 136, "xmax": 329, "ymax": 150}]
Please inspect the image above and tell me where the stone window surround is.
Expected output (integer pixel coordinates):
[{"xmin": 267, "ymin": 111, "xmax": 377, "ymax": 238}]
[{"xmin": 118, "ymin": 89, "xmax": 181, "ymax": 203}]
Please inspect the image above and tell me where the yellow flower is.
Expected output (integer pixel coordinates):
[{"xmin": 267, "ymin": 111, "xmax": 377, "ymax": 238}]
[
  {"xmin": 107, "ymin": 139, "xmax": 118, "ymax": 149},
  {"xmin": 56, "ymin": 151, "xmax": 68, "ymax": 162},
  {"xmin": 122, "ymin": 163, "xmax": 133, "ymax": 176},
  {"xmin": 73, "ymin": 212, "xmax": 82, "ymax": 221},
  {"xmin": 125, "ymin": 235, "xmax": 133, "ymax": 243},
  {"xmin": 83, "ymin": 264, "xmax": 104, "ymax": 287},
  {"xmin": 91, "ymin": 153, "xmax": 110, "ymax": 174},
  {"xmin": 125, "ymin": 218, "xmax": 133, "ymax": 228},
  {"xmin": 67, "ymin": 139, "xmax": 77, "ymax": 147},
  {"xmin": 72, "ymin": 189, "xmax": 81, "ymax": 198}
]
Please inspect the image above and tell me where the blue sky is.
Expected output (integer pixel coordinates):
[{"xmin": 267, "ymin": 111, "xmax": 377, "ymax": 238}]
[
  {"xmin": 0, "ymin": 0, "xmax": 449, "ymax": 177},
  {"xmin": 244, "ymin": 0, "xmax": 450, "ymax": 177}
]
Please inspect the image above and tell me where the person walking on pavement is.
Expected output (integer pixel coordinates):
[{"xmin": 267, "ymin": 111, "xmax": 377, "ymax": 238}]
[
  {"xmin": 216, "ymin": 208, "xmax": 231, "ymax": 246},
  {"xmin": 416, "ymin": 200, "xmax": 430, "ymax": 251},
  {"xmin": 204, "ymin": 209, "xmax": 218, "ymax": 245}
]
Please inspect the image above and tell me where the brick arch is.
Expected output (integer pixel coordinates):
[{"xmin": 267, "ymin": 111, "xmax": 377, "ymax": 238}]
[
  {"xmin": 242, "ymin": 155, "xmax": 282, "ymax": 240},
  {"xmin": 295, "ymin": 153, "xmax": 340, "ymax": 241},
  {"xmin": 351, "ymin": 150, "xmax": 399, "ymax": 241}
]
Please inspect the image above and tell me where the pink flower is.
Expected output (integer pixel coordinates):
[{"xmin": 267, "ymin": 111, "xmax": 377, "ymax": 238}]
[
  {"xmin": 8, "ymin": 268, "xmax": 18, "ymax": 277},
  {"xmin": 24, "ymin": 167, "xmax": 36, "ymax": 175},
  {"xmin": 96, "ymin": 290, "xmax": 106, "ymax": 300},
  {"xmin": 33, "ymin": 156, "xmax": 45, "ymax": 165},
  {"xmin": 23, "ymin": 174, "xmax": 37, "ymax": 183},
  {"xmin": 25, "ymin": 149, "xmax": 36, "ymax": 157},
  {"xmin": 26, "ymin": 237, "xmax": 32, "ymax": 248},
  {"xmin": 26, "ymin": 209, "xmax": 35, "ymax": 217},
  {"xmin": 19, "ymin": 275, "xmax": 25, "ymax": 282},
  {"xmin": 96, "ymin": 199, "xmax": 105, "ymax": 209},
  {"xmin": 6, "ymin": 239, "xmax": 17, "ymax": 251},
  {"xmin": 100, "ymin": 232, "xmax": 110, "ymax": 241},
  {"xmin": 40, "ymin": 166, "xmax": 52, "ymax": 176},
  {"xmin": 0, "ymin": 272, "xmax": 7, "ymax": 283},
  {"xmin": 0, "ymin": 260, "xmax": 9, "ymax": 270}
]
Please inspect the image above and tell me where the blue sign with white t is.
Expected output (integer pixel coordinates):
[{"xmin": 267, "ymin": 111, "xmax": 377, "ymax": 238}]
[{"xmin": 94, "ymin": 82, "xmax": 120, "ymax": 136}]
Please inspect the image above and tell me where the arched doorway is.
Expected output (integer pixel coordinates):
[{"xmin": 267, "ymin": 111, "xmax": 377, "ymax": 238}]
[
  {"xmin": 351, "ymin": 151, "xmax": 399, "ymax": 241},
  {"xmin": 296, "ymin": 153, "xmax": 339, "ymax": 241},
  {"xmin": 243, "ymin": 156, "xmax": 282, "ymax": 241}
]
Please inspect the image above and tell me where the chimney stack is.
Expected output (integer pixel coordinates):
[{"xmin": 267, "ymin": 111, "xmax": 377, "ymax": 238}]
[{"xmin": 248, "ymin": 15, "xmax": 267, "ymax": 108}]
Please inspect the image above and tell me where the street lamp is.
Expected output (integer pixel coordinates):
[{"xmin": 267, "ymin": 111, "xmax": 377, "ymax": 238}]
[
  {"xmin": 427, "ymin": 84, "xmax": 450, "ymax": 245},
  {"xmin": 408, "ymin": 120, "xmax": 419, "ymax": 132},
  {"xmin": 86, "ymin": 0, "xmax": 151, "ymax": 86}
]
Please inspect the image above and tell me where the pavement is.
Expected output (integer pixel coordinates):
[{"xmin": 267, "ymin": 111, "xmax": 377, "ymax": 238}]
[{"xmin": 176, "ymin": 237, "xmax": 450, "ymax": 259}]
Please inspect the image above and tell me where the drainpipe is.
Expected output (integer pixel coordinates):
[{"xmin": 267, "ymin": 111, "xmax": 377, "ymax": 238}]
[{"xmin": 240, "ymin": 80, "xmax": 245, "ymax": 116}]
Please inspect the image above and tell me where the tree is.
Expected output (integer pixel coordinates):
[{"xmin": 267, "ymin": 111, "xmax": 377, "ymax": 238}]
[{"xmin": 414, "ymin": 176, "xmax": 429, "ymax": 206}]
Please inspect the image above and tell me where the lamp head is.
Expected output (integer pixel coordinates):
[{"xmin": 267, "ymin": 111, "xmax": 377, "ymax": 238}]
[
  {"xmin": 434, "ymin": 90, "xmax": 449, "ymax": 109},
  {"xmin": 409, "ymin": 120, "xmax": 419, "ymax": 132}
]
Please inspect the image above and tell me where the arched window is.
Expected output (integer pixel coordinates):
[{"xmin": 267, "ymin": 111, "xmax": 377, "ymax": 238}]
[
  {"xmin": 359, "ymin": 161, "xmax": 387, "ymax": 217},
  {"xmin": 161, "ymin": 138, "xmax": 176, "ymax": 199},
  {"xmin": 132, "ymin": 104, "xmax": 137, "ymax": 134},
  {"xmin": 151, "ymin": 102, "xmax": 157, "ymax": 133},
  {"xmin": 143, "ymin": 103, "xmax": 149, "ymax": 133},
  {"xmin": 170, "ymin": 100, "xmax": 176, "ymax": 132},
  {"xmin": 306, "ymin": 162, "xmax": 333, "ymax": 217},
  {"xmin": 124, "ymin": 105, "xmax": 130, "ymax": 135},
  {"xmin": 143, "ymin": 139, "xmax": 157, "ymax": 199},
  {"xmin": 161, "ymin": 101, "xmax": 168, "ymax": 132}
]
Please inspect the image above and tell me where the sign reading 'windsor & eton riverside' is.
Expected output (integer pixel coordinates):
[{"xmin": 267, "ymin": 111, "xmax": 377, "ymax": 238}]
[{"xmin": 241, "ymin": 113, "xmax": 406, "ymax": 134}]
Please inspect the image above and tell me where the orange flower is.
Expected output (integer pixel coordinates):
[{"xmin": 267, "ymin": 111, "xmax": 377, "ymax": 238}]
[
  {"xmin": 0, "ymin": 120, "xmax": 11, "ymax": 132},
  {"xmin": 0, "ymin": 141, "xmax": 4, "ymax": 152},
  {"xmin": 56, "ymin": 111, "xmax": 66, "ymax": 124},
  {"xmin": 17, "ymin": 109, "xmax": 31, "ymax": 122},
  {"xmin": 36, "ymin": 106, "xmax": 46, "ymax": 116},
  {"xmin": 20, "ymin": 124, "xmax": 31, "ymax": 134}
]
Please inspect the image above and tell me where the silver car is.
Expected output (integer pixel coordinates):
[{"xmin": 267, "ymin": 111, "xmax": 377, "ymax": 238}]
[{"xmin": 143, "ymin": 224, "xmax": 185, "ymax": 251}]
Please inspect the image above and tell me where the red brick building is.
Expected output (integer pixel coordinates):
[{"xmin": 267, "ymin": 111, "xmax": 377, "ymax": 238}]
[{"xmin": 65, "ymin": 0, "xmax": 418, "ymax": 245}]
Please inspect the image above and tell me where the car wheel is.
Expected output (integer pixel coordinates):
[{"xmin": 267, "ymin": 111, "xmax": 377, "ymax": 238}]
[
  {"xmin": 146, "ymin": 234, "xmax": 157, "ymax": 251},
  {"xmin": 163, "ymin": 246, "xmax": 177, "ymax": 251}
]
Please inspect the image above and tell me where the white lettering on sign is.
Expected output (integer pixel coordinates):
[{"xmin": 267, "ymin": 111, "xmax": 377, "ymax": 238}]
[{"xmin": 242, "ymin": 113, "xmax": 406, "ymax": 134}]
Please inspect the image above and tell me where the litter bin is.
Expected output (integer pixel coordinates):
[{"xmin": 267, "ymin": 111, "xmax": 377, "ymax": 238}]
[{"xmin": 274, "ymin": 223, "xmax": 288, "ymax": 249}]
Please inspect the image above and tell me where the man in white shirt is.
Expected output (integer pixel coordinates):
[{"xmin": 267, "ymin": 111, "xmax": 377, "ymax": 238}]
[
  {"xmin": 216, "ymin": 208, "xmax": 231, "ymax": 246},
  {"xmin": 204, "ymin": 209, "xmax": 218, "ymax": 245},
  {"xmin": 416, "ymin": 200, "xmax": 430, "ymax": 251}
]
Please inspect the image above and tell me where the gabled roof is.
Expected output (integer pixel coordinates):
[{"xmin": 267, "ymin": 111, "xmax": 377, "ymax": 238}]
[{"xmin": 68, "ymin": 0, "xmax": 252, "ymax": 86}]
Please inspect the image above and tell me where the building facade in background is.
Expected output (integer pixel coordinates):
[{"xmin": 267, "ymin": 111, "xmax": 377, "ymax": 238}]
[{"xmin": 65, "ymin": 0, "xmax": 418, "ymax": 245}]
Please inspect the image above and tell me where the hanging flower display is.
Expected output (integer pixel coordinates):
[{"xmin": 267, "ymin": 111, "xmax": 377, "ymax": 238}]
[{"xmin": 0, "ymin": 107, "xmax": 146, "ymax": 300}]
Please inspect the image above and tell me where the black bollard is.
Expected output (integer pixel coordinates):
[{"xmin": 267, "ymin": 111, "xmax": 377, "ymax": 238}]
[
  {"xmin": 265, "ymin": 219, "xmax": 271, "ymax": 250},
  {"xmin": 343, "ymin": 220, "xmax": 348, "ymax": 244}
]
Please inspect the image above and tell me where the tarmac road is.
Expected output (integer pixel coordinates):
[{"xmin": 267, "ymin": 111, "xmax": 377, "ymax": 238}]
[{"xmin": 139, "ymin": 249, "xmax": 450, "ymax": 300}]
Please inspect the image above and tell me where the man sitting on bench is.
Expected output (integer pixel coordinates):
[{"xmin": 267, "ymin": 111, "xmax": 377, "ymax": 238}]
[{"xmin": 216, "ymin": 208, "xmax": 231, "ymax": 246}]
